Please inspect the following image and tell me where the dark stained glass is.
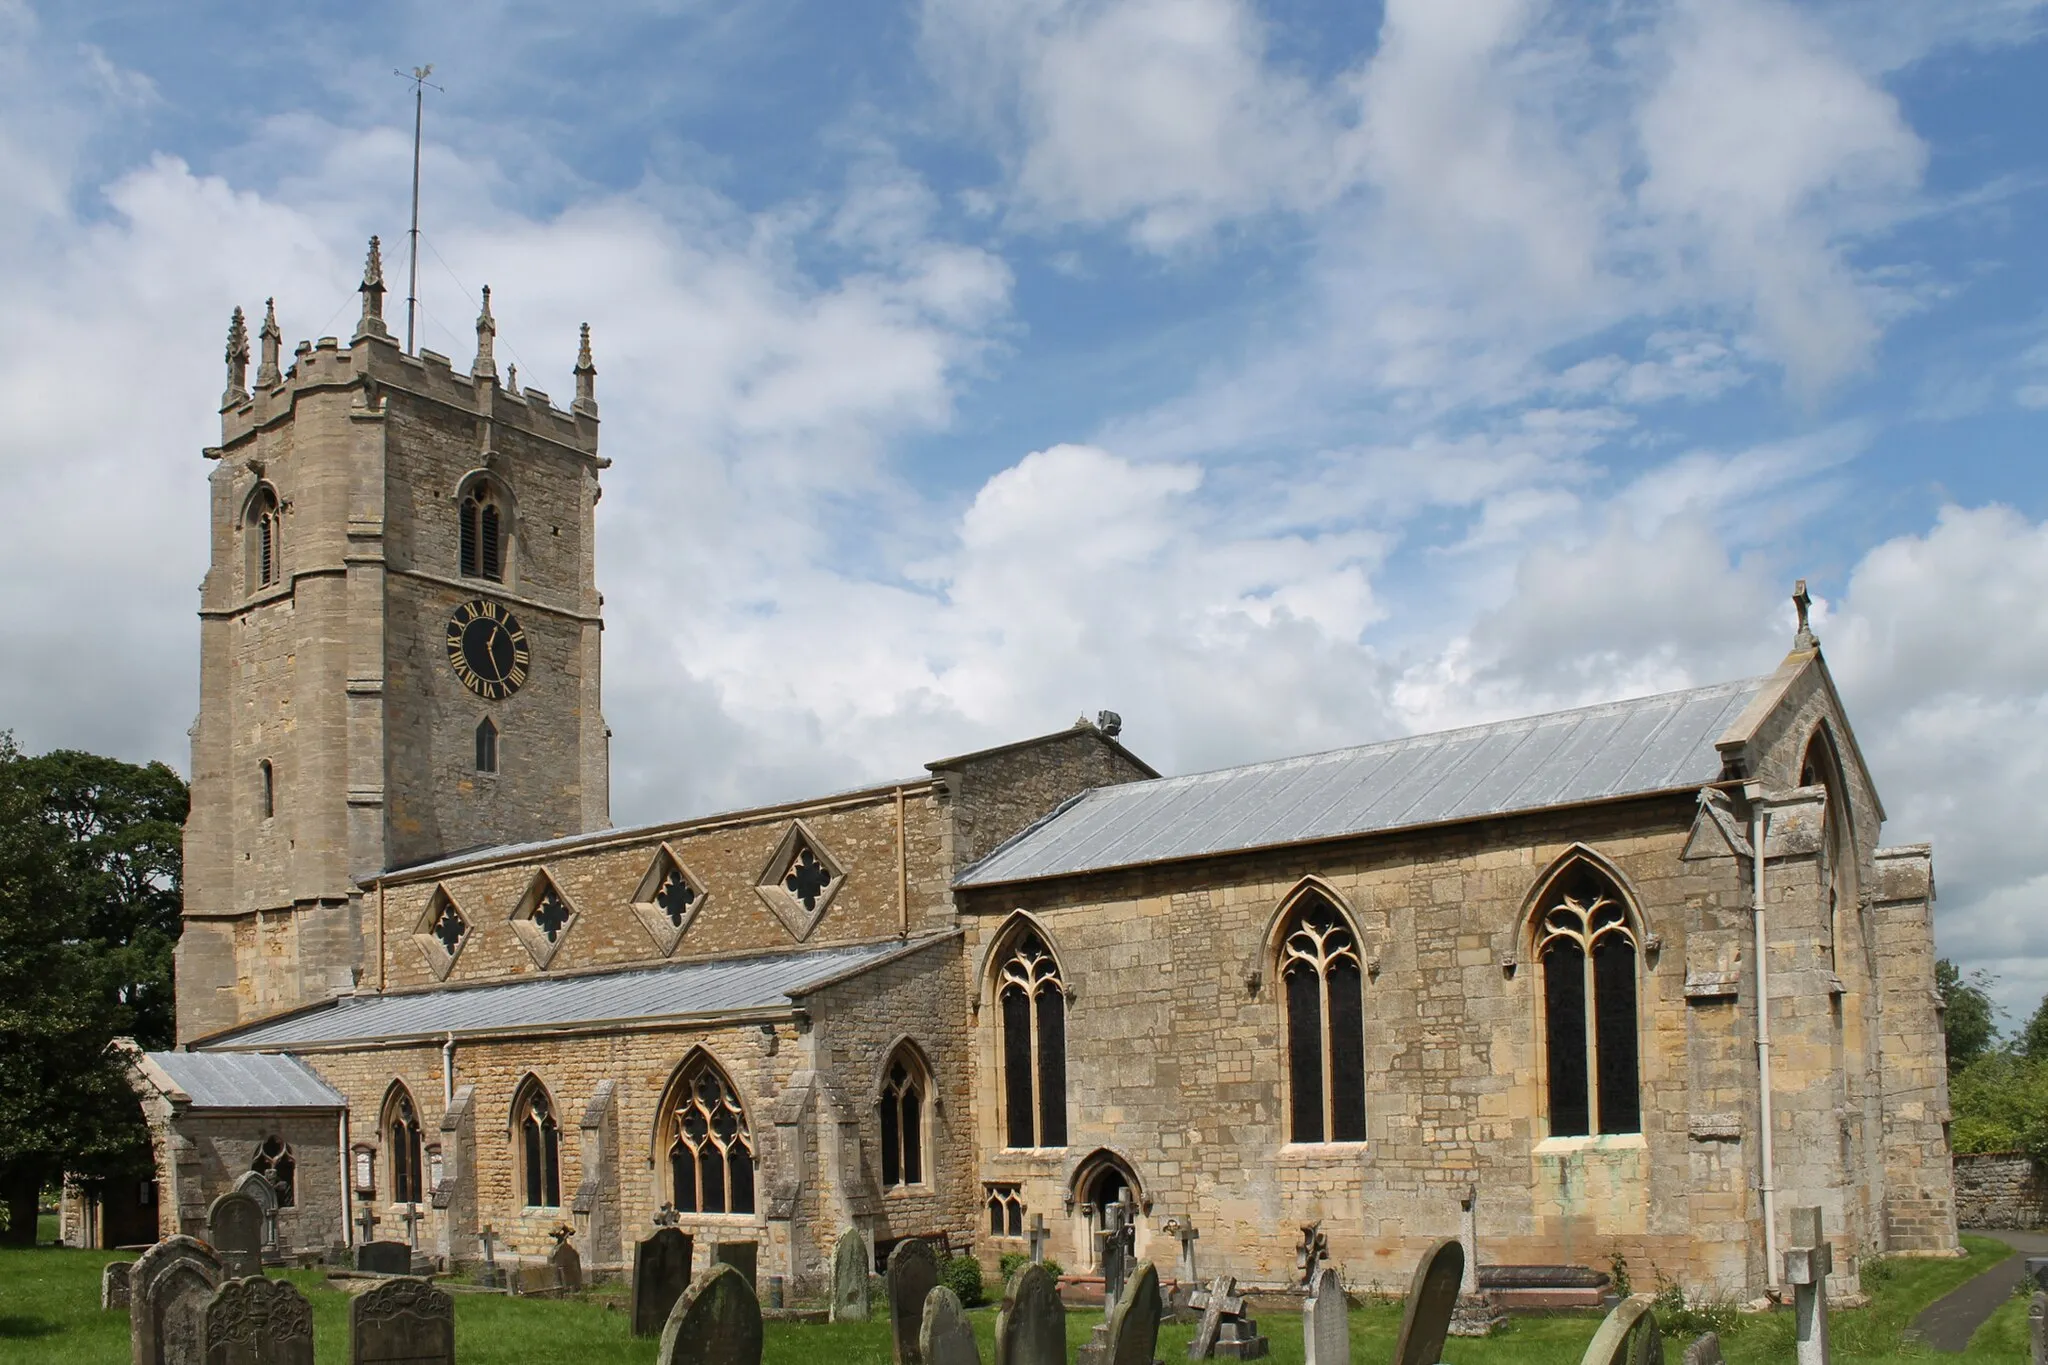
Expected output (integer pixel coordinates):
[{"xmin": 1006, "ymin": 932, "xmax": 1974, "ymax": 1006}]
[
  {"xmin": 903, "ymin": 1089, "xmax": 922, "ymax": 1184},
  {"xmin": 532, "ymin": 884, "xmax": 570, "ymax": 942},
  {"xmin": 729, "ymin": 1146, "xmax": 755, "ymax": 1214},
  {"xmin": 1327, "ymin": 955, "xmax": 1367, "ymax": 1142},
  {"xmin": 523, "ymin": 1117, "xmax": 544, "ymax": 1206},
  {"xmin": 1037, "ymin": 986, "xmax": 1067, "ymax": 1147},
  {"xmin": 670, "ymin": 1145, "xmax": 694, "ymax": 1212},
  {"xmin": 1544, "ymin": 939, "xmax": 1590, "ymax": 1137},
  {"xmin": 1001, "ymin": 986, "xmax": 1034, "ymax": 1148},
  {"xmin": 655, "ymin": 865, "xmax": 697, "ymax": 926},
  {"xmin": 784, "ymin": 845, "xmax": 833, "ymax": 912},
  {"xmin": 879, "ymin": 1083, "xmax": 900, "ymax": 1187},
  {"xmin": 1285, "ymin": 962, "xmax": 1325, "ymax": 1143},
  {"xmin": 431, "ymin": 900, "xmax": 466, "ymax": 955},
  {"xmin": 699, "ymin": 1146, "xmax": 726, "ymax": 1213},
  {"xmin": 1593, "ymin": 935, "xmax": 1641, "ymax": 1134}
]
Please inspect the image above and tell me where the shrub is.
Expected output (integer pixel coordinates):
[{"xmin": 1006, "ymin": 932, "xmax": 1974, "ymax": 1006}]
[
  {"xmin": 942, "ymin": 1254, "xmax": 987, "ymax": 1308},
  {"xmin": 998, "ymin": 1253, "xmax": 1062, "ymax": 1283}
]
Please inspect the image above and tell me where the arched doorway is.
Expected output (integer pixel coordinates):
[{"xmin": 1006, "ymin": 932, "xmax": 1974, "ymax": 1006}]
[{"xmin": 1070, "ymin": 1150, "xmax": 1144, "ymax": 1270}]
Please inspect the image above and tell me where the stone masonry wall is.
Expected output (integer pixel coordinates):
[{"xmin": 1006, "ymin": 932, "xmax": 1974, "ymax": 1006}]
[{"xmin": 1952, "ymin": 1153, "xmax": 2048, "ymax": 1229}]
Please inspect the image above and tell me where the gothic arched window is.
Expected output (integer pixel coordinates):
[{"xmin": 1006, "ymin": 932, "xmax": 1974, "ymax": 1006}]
[
  {"xmin": 247, "ymin": 485, "xmax": 282, "ymax": 589},
  {"xmin": 459, "ymin": 478, "xmax": 509, "ymax": 582},
  {"xmin": 1537, "ymin": 863, "xmax": 1642, "ymax": 1137},
  {"xmin": 251, "ymin": 1137, "xmax": 296, "ymax": 1209},
  {"xmin": 475, "ymin": 717, "xmax": 498, "ymax": 774},
  {"xmin": 996, "ymin": 926, "xmax": 1067, "ymax": 1149},
  {"xmin": 514, "ymin": 1077, "xmax": 562, "ymax": 1208},
  {"xmin": 664, "ymin": 1056, "xmax": 755, "ymax": 1215},
  {"xmin": 1801, "ymin": 727, "xmax": 1857, "ymax": 976},
  {"xmin": 1279, "ymin": 893, "xmax": 1367, "ymax": 1143},
  {"xmin": 258, "ymin": 760, "xmax": 275, "ymax": 820},
  {"xmin": 878, "ymin": 1048, "xmax": 927, "ymax": 1189},
  {"xmin": 384, "ymin": 1084, "xmax": 424, "ymax": 1203}
]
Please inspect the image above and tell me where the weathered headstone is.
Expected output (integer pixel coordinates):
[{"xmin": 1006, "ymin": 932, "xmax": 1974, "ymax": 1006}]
[
  {"xmin": 923, "ymin": 1285, "xmax": 981, "ymax": 1365},
  {"xmin": 1166, "ymin": 1219, "xmax": 1198, "ymax": 1285},
  {"xmin": 1448, "ymin": 1186, "xmax": 1505, "ymax": 1338},
  {"xmin": 1682, "ymin": 1332, "xmax": 1724, "ymax": 1365},
  {"xmin": 476, "ymin": 1225, "xmax": 501, "ymax": 1290},
  {"xmin": 104, "ymin": 1260, "xmax": 135, "ymax": 1310},
  {"xmin": 634, "ymin": 1228, "xmax": 696, "ymax": 1337},
  {"xmin": 1302, "ymin": 1266, "xmax": 1348, "ymax": 1365},
  {"xmin": 1100, "ymin": 1201, "xmax": 1132, "ymax": 1316},
  {"xmin": 356, "ymin": 1241, "xmax": 411, "ymax": 1276},
  {"xmin": 1105, "ymin": 1261, "xmax": 1163, "ymax": 1365},
  {"xmin": 1784, "ymin": 1206, "xmax": 1830, "ymax": 1365},
  {"xmin": 350, "ymin": 1276, "xmax": 454, "ymax": 1365},
  {"xmin": 2028, "ymin": 1291, "xmax": 2046, "ymax": 1365},
  {"xmin": 657, "ymin": 1262, "xmax": 763, "ymax": 1365},
  {"xmin": 1187, "ymin": 1275, "xmax": 1267, "ymax": 1360},
  {"xmin": 1579, "ymin": 1294, "xmax": 1663, "ymax": 1365},
  {"xmin": 715, "ymin": 1241, "xmax": 758, "ymax": 1289},
  {"xmin": 131, "ymin": 1236, "xmax": 224, "ymax": 1365},
  {"xmin": 550, "ymin": 1233, "xmax": 584, "ymax": 1291},
  {"xmin": 1388, "ymin": 1239, "xmax": 1463, "ymax": 1365},
  {"xmin": 200, "ymin": 1276, "xmax": 313, "ymax": 1365},
  {"xmin": 996, "ymin": 1262, "xmax": 1066, "ymax": 1365},
  {"xmin": 888, "ymin": 1239, "xmax": 942, "ymax": 1365},
  {"xmin": 207, "ymin": 1191, "xmax": 266, "ymax": 1281},
  {"xmin": 832, "ymin": 1229, "xmax": 871, "ymax": 1322}
]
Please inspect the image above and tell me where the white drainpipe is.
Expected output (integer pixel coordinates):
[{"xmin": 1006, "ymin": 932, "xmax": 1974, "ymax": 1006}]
[
  {"xmin": 442, "ymin": 1033, "xmax": 456, "ymax": 1108},
  {"xmin": 1748, "ymin": 782, "xmax": 1779, "ymax": 1293}
]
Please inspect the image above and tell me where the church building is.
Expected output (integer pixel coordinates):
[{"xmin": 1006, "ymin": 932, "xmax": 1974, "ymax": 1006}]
[{"xmin": 127, "ymin": 245, "xmax": 1958, "ymax": 1301}]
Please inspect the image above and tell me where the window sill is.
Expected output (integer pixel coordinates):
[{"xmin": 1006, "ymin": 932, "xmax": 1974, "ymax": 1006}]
[
  {"xmin": 1275, "ymin": 1142, "xmax": 1370, "ymax": 1163},
  {"xmin": 1533, "ymin": 1133, "xmax": 1647, "ymax": 1155}
]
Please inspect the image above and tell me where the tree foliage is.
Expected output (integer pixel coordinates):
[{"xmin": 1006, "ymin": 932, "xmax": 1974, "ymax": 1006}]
[
  {"xmin": 0, "ymin": 736, "xmax": 186, "ymax": 1243},
  {"xmin": 1936, "ymin": 958, "xmax": 2000, "ymax": 1072},
  {"xmin": 1949, "ymin": 1052, "xmax": 2048, "ymax": 1158}
]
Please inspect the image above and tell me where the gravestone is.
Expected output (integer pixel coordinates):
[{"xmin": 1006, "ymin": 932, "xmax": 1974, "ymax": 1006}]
[
  {"xmin": 233, "ymin": 1171, "xmax": 280, "ymax": 1255},
  {"xmin": 1302, "ymin": 1266, "xmax": 1348, "ymax": 1365},
  {"xmin": 1186, "ymin": 1275, "xmax": 1267, "ymax": 1360},
  {"xmin": 832, "ymin": 1229, "xmax": 871, "ymax": 1322},
  {"xmin": 888, "ymin": 1238, "xmax": 942, "ymax": 1365},
  {"xmin": 1105, "ymin": 1261, "xmax": 1162, "ymax": 1365},
  {"xmin": 104, "ymin": 1260, "xmax": 134, "ymax": 1310},
  {"xmin": 350, "ymin": 1276, "xmax": 454, "ymax": 1365},
  {"xmin": 200, "ymin": 1276, "xmax": 314, "ymax": 1365},
  {"xmin": 477, "ymin": 1225, "xmax": 502, "ymax": 1291},
  {"xmin": 131, "ymin": 1236, "xmax": 224, "ymax": 1365},
  {"xmin": 550, "ymin": 1234, "xmax": 584, "ymax": 1291},
  {"xmin": 2029, "ymin": 1291, "xmax": 2045, "ymax": 1365},
  {"xmin": 1784, "ymin": 1207, "xmax": 1830, "ymax": 1365},
  {"xmin": 1579, "ymin": 1294, "xmax": 1663, "ymax": 1365},
  {"xmin": 1682, "ymin": 1332, "xmax": 1724, "ymax": 1365},
  {"xmin": 715, "ymin": 1241, "xmax": 758, "ymax": 1288},
  {"xmin": 922, "ymin": 1285, "xmax": 981, "ymax": 1365},
  {"xmin": 1026, "ymin": 1214, "xmax": 1048, "ymax": 1267},
  {"xmin": 207, "ymin": 1191, "xmax": 266, "ymax": 1280},
  {"xmin": 1387, "ymin": 1239, "xmax": 1463, "ymax": 1365},
  {"xmin": 634, "ymin": 1228, "xmax": 695, "ymax": 1337},
  {"xmin": 1448, "ymin": 1186, "xmax": 1505, "ymax": 1337},
  {"xmin": 356, "ymin": 1241, "xmax": 411, "ymax": 1276},
  {"xmin": 657, "ymin": 1261, "xmax": 763, "ymax": 1365},
  {"xmin": 996, "ymin": 1262, "xmax": 1066, "ymax": 1365}
]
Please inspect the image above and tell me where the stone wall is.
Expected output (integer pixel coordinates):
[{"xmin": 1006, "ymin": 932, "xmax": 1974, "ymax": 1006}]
[
  {"xmin": 139, "ymin": 1103, "xmax": 345, "ymax": 1254},
  {"xmin": 1952, "ymin": 1153, "xmax": 2048, "ymax": 1229}
]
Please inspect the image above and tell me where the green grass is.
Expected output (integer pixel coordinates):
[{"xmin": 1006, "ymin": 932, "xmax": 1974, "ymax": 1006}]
[{"xmin": 0, "ymin": 1235, "xmax": 2030, "ymax": 1364}]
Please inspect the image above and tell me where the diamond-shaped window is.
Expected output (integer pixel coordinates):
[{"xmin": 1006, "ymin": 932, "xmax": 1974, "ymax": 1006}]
[
  {"xmin": 411, "ymin": 886, "xmax": 471, "ymax": 981},
  {"xmin": 753, "ymin": 821, "xmax": 847, "ymax": 941},
  {"xmin": 631, "ymin": 844, "xmax": 709, "ymax": 957},
  {"xmin": 509, "ymin": 869, "xmax": 579, "ymax": 969}
]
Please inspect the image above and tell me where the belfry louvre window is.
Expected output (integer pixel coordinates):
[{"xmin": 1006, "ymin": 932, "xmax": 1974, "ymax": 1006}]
[
  {"xmin": 997, "ymin": 928, "xmax": 1067, "ymax": 1149},
  {"xmin": 666, "ymin": 1057, "xmax": 755, "ymax": 1215},
  {"xmin": 878, "ymin": 1052, "xmax": 926, "ymax": 1189},
  {"xmin": 1280, "ymin": 894, "xmax": 1367, "ymax": 1143},
  {"xmin": 1538, "ymin": 865, "xmax": 1643, "ymax": 1137},
  {"xmin": 248, "ymin": 486, "xmax": 281, "ymax": 589},
  {"xmin": 385, "ymin": 1085, "xmax": 424, "ymax": 1204},
  {"xmin": 460, "ymin": 480, "xmax": 507, "ymax": 581},
  {"xmin": 515, "ymin": 1078, "xmax": 562, "ymax": 1208}
]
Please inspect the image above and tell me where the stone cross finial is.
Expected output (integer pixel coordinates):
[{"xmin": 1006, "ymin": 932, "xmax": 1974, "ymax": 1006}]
[
  {"xmin": 573, "ymin": 321, "xmax": 598, "ymax": 416},
  {"xmin": 256, "ymin": 298, "xmax": 282, "ymax": 387},
  {"xmin": 357, "ymin": 236, "xmax": 389, "ymax": 339},
  {"xmin": 223, "ymin": 306, "xmax": 250, "ymax": 409},
  {"xmin": 400, "ymin": 1202, "xmax": 423, "ymax": 1249},
  {"xmin": 1793, "ymin": 579, "xmax": 1818, "ymax": 650},
  {"xmin": 480, "ymin": 1224, "xmax": 497, "ymax": 1263},
  {"xmin": 472, "ymin": 285, "xmax": 497, "ymax": 380}
]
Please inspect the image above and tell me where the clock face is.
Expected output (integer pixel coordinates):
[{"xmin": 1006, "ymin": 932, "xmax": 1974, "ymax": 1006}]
[{"xmin": 445, "ymin": 599, "xmax": 530, "ymax": 700}]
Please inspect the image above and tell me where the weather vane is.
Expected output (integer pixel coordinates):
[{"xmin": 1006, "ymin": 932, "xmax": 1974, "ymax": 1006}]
[{"xmin": 395, "ymin": 64, "xmax": 444, "ymax": 355}]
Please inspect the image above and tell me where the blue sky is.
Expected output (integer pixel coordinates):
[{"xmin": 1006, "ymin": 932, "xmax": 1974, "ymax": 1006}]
[{"xmin": 3, "ymin": 0, "xmax": 2048, "ymax": 1019}]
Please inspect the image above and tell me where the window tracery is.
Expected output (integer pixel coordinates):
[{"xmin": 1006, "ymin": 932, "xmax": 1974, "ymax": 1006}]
[
  {"xmin": 384, "ymin": 1085, "xmax": 424, "ymax": 1204},
  {"xmin": 1537, "ymin": 864, "xmax": 1642, "ymax": 1137},
  {"xmin": 250, "ymin": 1137, "xmax": 296, "ymax": 1209},
  {"xmin": 878, "ymin": 1051, "xmax": 926, "ymax": 1189},
  {"xmin": 665, "ymin": 1057, "xmax": 755, "ymax": 1215},
  {"xmin": 985, "ymin": 1184, "xmax": 1024, "ymax": 1237},
  {"xmin": 514, "ymin": 1079, "xmax": 562, "ymax": 1209},
  {"xmin": 996, "ymin": 927, "xmax": 1067, "ymax": 1149},
  {"xmin": 1279, "ymin": 893, "xmax": 1367, "ymax": 1143}
]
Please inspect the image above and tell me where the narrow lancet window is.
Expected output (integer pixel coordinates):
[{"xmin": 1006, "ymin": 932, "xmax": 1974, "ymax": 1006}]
[
  {"xmin": 879, "ymin": 1052, "xmax": 926, "ymax": 1188},
  {"xmin": 247, "ymin": 486, "xmax": 281, "ymax": 589},
  {"xmin": 996, "ymin": 927, "xmax": 1067, "ymax": 1149},
  {"xmin": 475, "ymin": 717, "xmax": 498, "ymax": 773},
  {"xmin": 515, "ymin": 1079, "xmax": 562, "ymax": 1208},
  {"xmin": 1280, "ymin": 893, "xmax": 1367, "ymax": 1143},
  {"xmin": 1537, "ymin": 864, "xmax": 1643, "ymax": 1137},
  {"xmin": 385, "ymin": 1086, "xmax": 424, "ymax": 1204}
]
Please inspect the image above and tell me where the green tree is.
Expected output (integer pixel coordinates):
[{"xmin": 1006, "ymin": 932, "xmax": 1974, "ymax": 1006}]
[
  {"xmin": 2020, "ymin": 992, "xmax": 2048, "ymax": 1063},
  {"xmin": 1949, "ymin": 1053, "xmax": 2048, "ymax": 1157},
  {"xmin": 0, "ymin": 737, "xmax": 186, "ymax": 1244},
  {"xmin": 1936, "ymin": 958, "xmax": 2000, "ymax": 1072}
]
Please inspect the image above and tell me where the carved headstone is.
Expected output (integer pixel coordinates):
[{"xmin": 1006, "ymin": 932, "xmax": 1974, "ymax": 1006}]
[
  {"xmin": 131, "ymin": 1236, "xmax": 224, "ymax": 1365},
  {"xmin": 1579, "ymin": 1295, "xmax": 1663, "ymax": 1365},
  {"xmin": 888, "ymin": 1239, "xmax": 942, "ymax": 1365},
  {"xmin": 1388, "ymin": 1239, "xmax": 1463, "ymax": 1365},
  {"xmin": 207, "ymin": 1191, "xmax": 266, "ymax": 1281},
  {"xmin": 1302, "ymin": 1266, "xmax": 1348, "ymax": 1365},
  {"xmin": 550, "ymin": 1235, "xmax": 584, "ymax": 1291},
  {"xmin": 355, "ymin": 1241, "xmax": 411, "ymax": 1276},
  {"xmin": 996, "ymin": 1262, "xmax": 1066, "ymax": 1365},
  {"xmin": 1105, "ymin": 1261, "xmax": 1162, "ymax": 1365},
  {"xmin": 2029, "ymin": 1291, "xmax": 2046, "ymax": 1365},
  {"xmin": 104, "ymin": 1260, "xmax": 135, "ymax": 1310},
  {"xmin": 200, "ymin": 1276, "xmax": 313, "ymax": 1365},
  {"xmin": 923, "ymin": 1285, "xmax": 981, "ymax": 1365},
  {"xmin": 833, "ymin": 1230, "xmax": 872, "ymax": 1322},
  {"xmin": 1682, "ymin": 1332, "xmax": 1724, "ymax": 1365},
  {"xmin": 350, "ymin": 1276, "xmax": 454, "ymax": 1365},
  {"xmin": 634, "ymin": 1228, "xmax": 695, "ymax": 1338},
  {"xmin": 715, "ymin": 1241, "xmax": 758, "ymax": 1288},
  {"xmin": 658, "ymin": 1262, "xmax": 763, "ymax": 1365}
]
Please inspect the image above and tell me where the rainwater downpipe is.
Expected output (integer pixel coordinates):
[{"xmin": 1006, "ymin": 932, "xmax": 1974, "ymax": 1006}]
[
  {"xmin": 442, "ymin": 1033, "xmax": 456, "ymax": 1108},
  {"xmin": 1748, "ymin": 782, "xmax": 1779, "ymax": 1293}
]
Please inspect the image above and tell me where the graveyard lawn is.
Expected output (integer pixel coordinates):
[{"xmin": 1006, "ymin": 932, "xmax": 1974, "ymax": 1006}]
[{"xmin": 0, "ymin": 1237, "xmax": 2027, "ymax": 1365}]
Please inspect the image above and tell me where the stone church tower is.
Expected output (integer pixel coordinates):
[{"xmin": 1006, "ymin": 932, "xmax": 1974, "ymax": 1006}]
[{"xmin": 176, "ymin": 241, "xmax": 610, "ymax": 1041}]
